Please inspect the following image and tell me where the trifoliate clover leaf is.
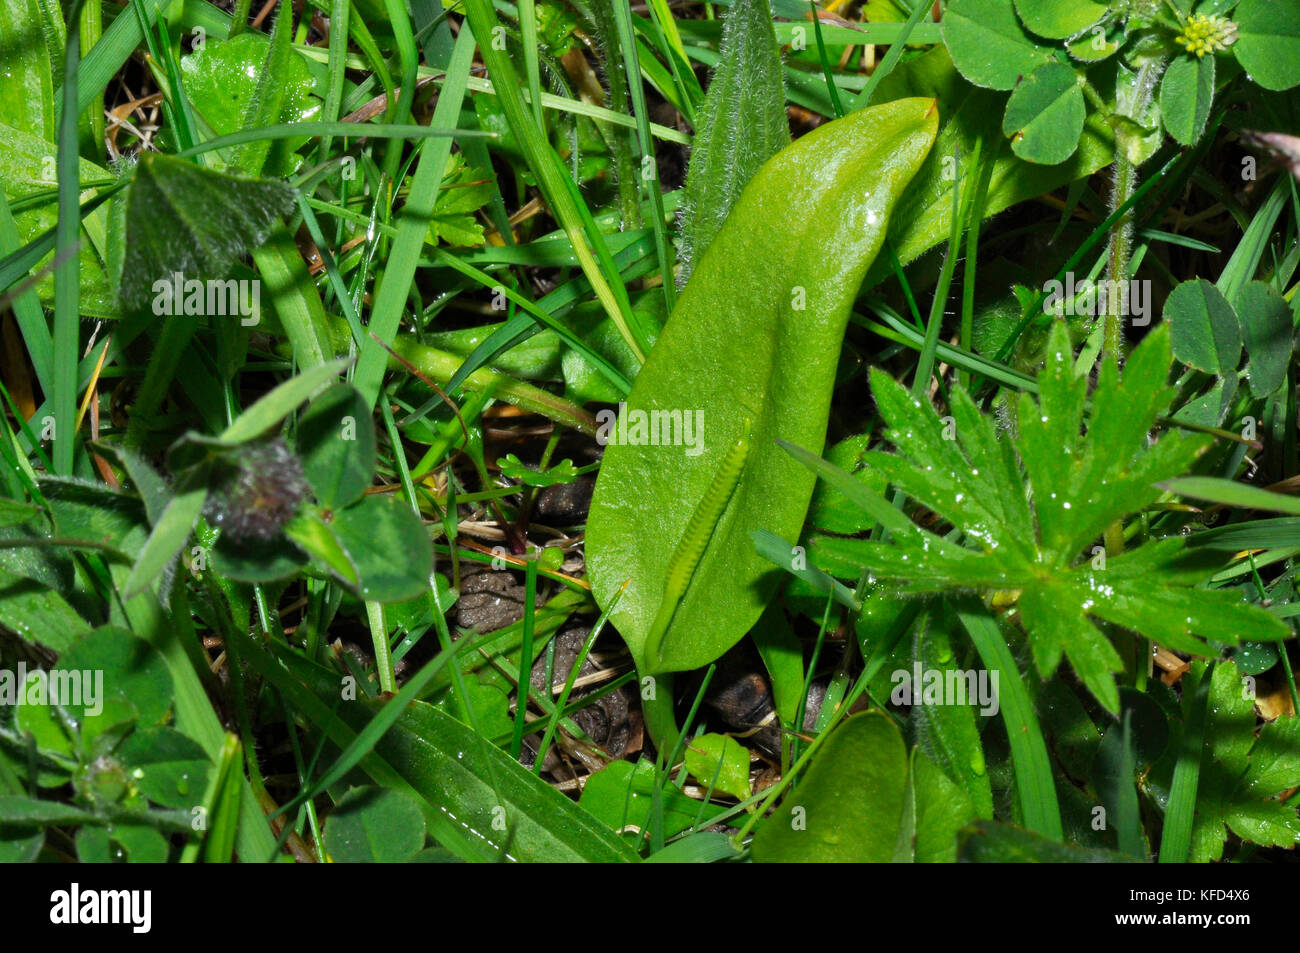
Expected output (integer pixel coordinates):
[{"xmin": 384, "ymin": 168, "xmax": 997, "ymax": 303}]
[
  {"xmin": 115, "ymin": 153, "xmax": 297, "ymax": 313},
  {"xmin": 786, "ymin": 322, "xmax": 1288, "ymax": 713}
]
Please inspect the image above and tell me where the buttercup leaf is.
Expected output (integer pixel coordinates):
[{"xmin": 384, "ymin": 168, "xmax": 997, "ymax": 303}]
[{"xmin": 787, "ymin": 323, "xmax": 1288, "ymax": 712}]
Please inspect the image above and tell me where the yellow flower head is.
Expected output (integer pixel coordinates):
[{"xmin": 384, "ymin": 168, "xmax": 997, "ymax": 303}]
[{"xmin": 1174, "ymin": 13, "xmax": 1238, "ymax": 58}]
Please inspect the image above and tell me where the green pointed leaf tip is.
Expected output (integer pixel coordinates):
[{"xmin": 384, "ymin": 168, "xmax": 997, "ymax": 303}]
[
  {"xmin": 795, "ymin": 322, "xmax": 1288, "ymax": 712},
  {"xmin": 678, "ymin": 0, "xmax": 789, "ymax": 283},
  {"xmin": 586, "ymin": 97, "xmax": 938, "ymax": 675},
  {"xmin": 116, "ymin": 153, "xmax": 297, "ymax": 313}
]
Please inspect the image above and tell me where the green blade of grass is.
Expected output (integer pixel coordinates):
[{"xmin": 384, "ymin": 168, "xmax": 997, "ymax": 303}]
[
  {"xmin": 1217, "ymin": 173, "xmax": 1288, "ymax": 303},
  {"xmin": 1161, "ymin": 476, "xmax": 1300, "ymax": 515},
  {"xmin": 809, "ymin": 0, "xmax": 845, "ymax": 118},
  {"xmin": 853, "ymin": 302, "xmax": 1038, "ymax": 392},
  {"xmin": 352, "ymin": 23, "xmax": 476, "ymax": 406},
  {"xmin": 955, "ymin": 597, "xmax": 1063, "ymax": 842},
  {"xmin": 850, "ymin": 0, "xmax": 932, "ymax": 112},
  {"xmin": 518, "ymin": 0, "xmax": 542, "ymax": 128},
  {"xmin": 612, "ymin": 0, "xmax": 676, "ymax": 311},
  {"xmin": 51, "ymin": 0, "xmax": 87, "ymax": 475},
  {"xmin": 1158, "ymin": 662, "xmax": 1211, "ymax": 863},
  {"xmin": 172, "ymin": 120, "xmax": 490, "ymax": 162},
  {"xmin": 912, "ymin": 135, "xmax": 979, "ymax": 398},
  {"xmin": 254, "ymin": 226, "xmax": 333, "ymax": 372},
  {"xmin": 0, "ymin": 190, "xmax": 52, "ymax": 392},
  {"xmin": 317, "ymin": 0, "xmax": 349, "ymax": 162},
  {"xmin": 377, "ymin": 0, "xmax": 418, "ymax": 186},
  {"xmin": 462, "ymin": 0, "xmax": 650, "ymax": 364}
]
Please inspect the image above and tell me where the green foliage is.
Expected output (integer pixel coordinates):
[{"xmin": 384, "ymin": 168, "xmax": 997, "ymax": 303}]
[
  {"xmin": 369, "ymin": 700, "xmax": 638, "ymax": 862},
  {"xmin": 752, "ymin": 712, "xmax": 910, "ymax": 862},
  {"xmin": 2, "ymin": 0, "xmax": 1299, "ymax": 867},
  {"xmin": 0, "ymin": 0, "xmax": 56, "ymax": 139},
  {"xmin": 1164, "ymin": 277, "xmax": 1292, "ymax": 397},
  {"xmin": 1166, "ymin": 278, "xmax": 1240, "ymax": 376},
  {"xmin": 1160, "ymin": 54, "xmax": 1215, "ymax": 145},
  {"xmin": 177, "ymin": 30, "xmax": 318, "ymax": 176},
  {"xmin": 946, "ymin": 0, "xmax": 1300, "ymax": 166},
  {"xmin": 942, "ymin": 0, "xmax": 1051, "ymax": 91},
  {"xmin": 212, "ymin": 386, "xmax": 431, "ymax": 601},
  {"xmin": 684, "ymin": 733, "xmax": 751, "ymax": 802},
  {"xmin": 959, "ymin": 821, "xmax": 1138, "ymax": 862},
  {"xmin": 427, "ymin": 153, "xmax": 494, "ymax": 247},
  {"xmin": 0, "ymin": 121, "xmax": 117, "ymax": 317},
  {"xmin": 1014, "ymin": 0, "xmax": 1108, "ymax": 40},
  {"xmin": 122, "ymin": 369, "xmax": 432, "ymax": 602},
  {"xmin": 752, "ymin": 712, "xmax": 978, "ymax": 862},
  {"xmin": 579, "ymin": 759, "xmax": 703, "ymax": 843},
  {"xmin": 1002, "ymin": 62, "xmax": 1087, "ymax": 164},
  {"xmin": 114, "ymin": 153, "xmax": 297, "ymax": 313},
  {"xmin": 323, "ymin": 787, "xmax": 428, "ymax": 862},
  {"xmin": 1234, "ymin": 0, "xmax": 1300, "ymax": 91},
  {"xmin": 496, "ymin": 453, "xmax": 594, "ymax": 487},
  {"xmin": 784, "ymin": 324, "xmax": 1288, "ymax": 712},
  {"xmin": 295, "ymin": 383, "xmax": 376, "ymax": 510},
  {"xmin": 1162, "ymin": 661, "xmax": 1300, "ymax": 861},
  {"xmin": 863, "ymin": 45, "xmax": 1114, "ymax": 281},
  {"xmin": 677, "ymin": 0, "xmax": 789, "ymax": 283},
  {"xmin": 587, "ymin": 98, "xmax": 937, "ymax": 676},
  {"xmin": 911, "ymin": 613, "xmax": 994, "ymax": 819}
]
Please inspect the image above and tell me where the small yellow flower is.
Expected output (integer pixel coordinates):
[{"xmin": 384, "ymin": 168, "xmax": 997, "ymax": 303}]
[{"xmin": 1174, "ymin": 13, "xmax": 1238, "ymax": 58}]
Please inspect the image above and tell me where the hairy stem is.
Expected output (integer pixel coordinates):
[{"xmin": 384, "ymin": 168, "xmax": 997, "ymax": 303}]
[
  {"xmin": 1104, "ymin": 57, "xmax": 1167, "ymax": 366},
  {"xmin": 1104, "ymin": 152, "xmax": 1135, "ymax": 365}
]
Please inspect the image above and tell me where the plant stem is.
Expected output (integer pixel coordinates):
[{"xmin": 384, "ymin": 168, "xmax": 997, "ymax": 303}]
[
  {"xmin": 1104, "ymin": 150, "xmax": 1135, "ymax": 365},
  {"xmin": 1103, "ymin": 56, "xmax": 1167, "ymax": 366}
]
